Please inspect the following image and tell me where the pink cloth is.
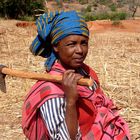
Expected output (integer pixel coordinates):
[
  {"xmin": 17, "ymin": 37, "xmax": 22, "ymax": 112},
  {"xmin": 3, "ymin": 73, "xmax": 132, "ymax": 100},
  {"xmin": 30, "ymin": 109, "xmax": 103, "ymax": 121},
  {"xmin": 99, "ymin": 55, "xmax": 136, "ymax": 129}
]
[{"xmin": 22, "ymin": 62, "xmax": 130, "ymax": 140}]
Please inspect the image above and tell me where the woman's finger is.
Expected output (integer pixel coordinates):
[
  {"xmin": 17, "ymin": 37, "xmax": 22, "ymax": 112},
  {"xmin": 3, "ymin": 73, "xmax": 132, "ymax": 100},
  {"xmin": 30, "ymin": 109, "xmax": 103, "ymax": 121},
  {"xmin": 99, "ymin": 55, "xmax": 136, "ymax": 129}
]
[{"xmin": 62, "ymin": 70, "xmax": 75, "ymax": 82}]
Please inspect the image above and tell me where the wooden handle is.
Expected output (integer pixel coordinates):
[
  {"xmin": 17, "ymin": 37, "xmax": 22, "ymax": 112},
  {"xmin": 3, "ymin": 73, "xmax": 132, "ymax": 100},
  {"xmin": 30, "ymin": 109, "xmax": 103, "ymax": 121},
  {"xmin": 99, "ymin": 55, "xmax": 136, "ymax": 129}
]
[{"xmin": 1, "ymin": 67, "xmax": 93, "ymax": 86}]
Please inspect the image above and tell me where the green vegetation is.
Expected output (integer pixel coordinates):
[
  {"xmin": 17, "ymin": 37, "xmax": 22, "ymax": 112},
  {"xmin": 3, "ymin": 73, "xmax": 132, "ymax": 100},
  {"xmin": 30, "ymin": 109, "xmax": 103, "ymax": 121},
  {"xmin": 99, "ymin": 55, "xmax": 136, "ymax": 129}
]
[
  {"xmin": 81, "ymin": 0, "xmax": 130, "ymax": 21},
  {"xmin": 86, "ymin": 5, "xmax": 92, "ymax": 12},
  {"xmin": 109, "ymin": 3, "xmax": 117, "ymax": 11},
  {"xmin": 0, "ymin": 0, "xmax": 45, "ymax": 19},
  {"xmin": 110, "ymin": 12, "xmax": 127, "ymax": 20},
  {"xmin": 0, "ymin": 0, "xmax": 137, "ymax": 21},
  {"xmin": 83, "ymin": 12, "xmax": 128, "ymax": 21}
]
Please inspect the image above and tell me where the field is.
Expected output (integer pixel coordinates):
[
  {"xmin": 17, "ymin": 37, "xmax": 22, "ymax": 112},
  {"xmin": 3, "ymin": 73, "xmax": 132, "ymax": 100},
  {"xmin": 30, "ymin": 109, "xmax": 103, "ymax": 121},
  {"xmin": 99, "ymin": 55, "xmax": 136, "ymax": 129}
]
[{"xmin": 0, "ymin": 19, "xmax": 140, "ymax": 140}]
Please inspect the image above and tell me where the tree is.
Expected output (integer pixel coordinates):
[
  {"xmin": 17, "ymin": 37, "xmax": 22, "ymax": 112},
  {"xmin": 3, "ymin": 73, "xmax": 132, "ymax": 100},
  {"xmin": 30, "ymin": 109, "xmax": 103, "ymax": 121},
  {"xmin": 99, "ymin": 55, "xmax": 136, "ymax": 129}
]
[
  {"xmin": 127, "ymin": 0, "xmax": 140, "ymax": 18},
  {"xmin": 0, "ymin": 0, "xmax": 45, "ymax": 19}
]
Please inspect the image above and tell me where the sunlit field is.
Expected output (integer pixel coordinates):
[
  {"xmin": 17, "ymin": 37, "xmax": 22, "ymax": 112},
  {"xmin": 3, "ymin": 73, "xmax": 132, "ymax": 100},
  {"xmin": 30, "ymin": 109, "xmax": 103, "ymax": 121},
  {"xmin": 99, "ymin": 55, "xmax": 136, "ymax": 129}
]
[{"xmin": 0, "ymin": 19, "xmax": 140, "ymax": 139}]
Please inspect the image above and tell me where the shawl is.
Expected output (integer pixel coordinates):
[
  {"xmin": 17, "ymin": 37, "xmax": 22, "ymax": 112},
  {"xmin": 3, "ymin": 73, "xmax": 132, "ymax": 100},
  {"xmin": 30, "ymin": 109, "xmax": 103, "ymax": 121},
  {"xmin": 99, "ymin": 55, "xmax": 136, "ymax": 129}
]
[{"xmin": 22, "ymin": 62, "xmax": 130, "ymax": 140}]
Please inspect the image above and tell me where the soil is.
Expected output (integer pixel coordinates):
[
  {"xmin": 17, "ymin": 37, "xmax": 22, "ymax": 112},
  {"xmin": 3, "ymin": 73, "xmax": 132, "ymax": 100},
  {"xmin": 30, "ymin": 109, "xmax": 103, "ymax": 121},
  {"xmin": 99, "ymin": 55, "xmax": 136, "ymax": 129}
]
[
  {"xmin": 87, "ymin": 19, "xmax": 140, "ymax": 33},
  {"xmin": 14, "ymin": 19, "xmax": 140, "ymax": 33}
]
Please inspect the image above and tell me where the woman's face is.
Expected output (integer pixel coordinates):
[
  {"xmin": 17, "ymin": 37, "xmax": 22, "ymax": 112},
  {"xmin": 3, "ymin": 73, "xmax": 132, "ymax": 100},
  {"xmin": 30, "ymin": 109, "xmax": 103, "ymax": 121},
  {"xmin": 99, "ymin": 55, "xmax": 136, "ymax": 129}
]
[{"xmin": 53, "ymin": 35, "xmax": 89, "ymax": 69}]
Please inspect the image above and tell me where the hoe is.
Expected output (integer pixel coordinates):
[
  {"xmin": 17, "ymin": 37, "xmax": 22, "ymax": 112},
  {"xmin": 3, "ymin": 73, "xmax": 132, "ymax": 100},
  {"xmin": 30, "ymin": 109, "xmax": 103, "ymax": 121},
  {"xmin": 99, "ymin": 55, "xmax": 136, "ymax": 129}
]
[{"xmin": 0, "ymin": 65, "xmax": 93, "ymax": 93}]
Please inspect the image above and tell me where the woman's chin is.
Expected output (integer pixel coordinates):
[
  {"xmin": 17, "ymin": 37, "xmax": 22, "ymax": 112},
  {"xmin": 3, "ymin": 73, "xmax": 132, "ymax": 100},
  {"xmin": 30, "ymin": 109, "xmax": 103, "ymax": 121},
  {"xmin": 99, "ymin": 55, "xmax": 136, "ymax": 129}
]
[
  {"xmin": 71, "ymin": 62, "xmax": 84, "ymax": 69},
  {"xmin": 60, "ymin": 61, "xmax": 84, "ymax": 69}
]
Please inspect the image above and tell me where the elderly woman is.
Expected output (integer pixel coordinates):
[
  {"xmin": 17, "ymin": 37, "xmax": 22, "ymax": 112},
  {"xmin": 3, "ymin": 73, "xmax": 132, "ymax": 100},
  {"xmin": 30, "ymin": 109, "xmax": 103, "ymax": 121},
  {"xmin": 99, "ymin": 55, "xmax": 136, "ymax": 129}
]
[{"xmin": 22, "ymin": 11, "xmax": 130, "ymax": 140}]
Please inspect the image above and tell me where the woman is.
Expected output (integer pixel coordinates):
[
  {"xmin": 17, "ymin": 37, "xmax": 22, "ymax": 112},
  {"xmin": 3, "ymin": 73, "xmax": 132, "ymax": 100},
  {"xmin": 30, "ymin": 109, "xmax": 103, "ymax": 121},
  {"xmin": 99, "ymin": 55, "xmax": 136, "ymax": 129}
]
[{"xmin": 22, "ymin": 11, "xmax": 130, "ymax": 140}]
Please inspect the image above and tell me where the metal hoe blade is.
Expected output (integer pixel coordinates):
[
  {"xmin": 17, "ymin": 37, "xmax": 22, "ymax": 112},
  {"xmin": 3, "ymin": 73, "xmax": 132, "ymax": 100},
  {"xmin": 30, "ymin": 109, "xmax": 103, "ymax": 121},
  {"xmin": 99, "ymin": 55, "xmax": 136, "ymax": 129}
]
[{"xmin": 0, "ymin": 65, "xmax": 6, "ymax": 93}]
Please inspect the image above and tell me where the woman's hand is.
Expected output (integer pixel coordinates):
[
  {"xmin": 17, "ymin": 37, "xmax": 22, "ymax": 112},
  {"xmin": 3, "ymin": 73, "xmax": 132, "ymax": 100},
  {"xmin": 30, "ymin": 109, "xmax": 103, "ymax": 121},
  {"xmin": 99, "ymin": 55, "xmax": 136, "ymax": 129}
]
[
  {"xmin": 62, "ymin": 70, "xmax": 83, "ymax": 140},
  {"xmin": 62, "ymin": 70, "xmax": 83, "ymax": 105}
]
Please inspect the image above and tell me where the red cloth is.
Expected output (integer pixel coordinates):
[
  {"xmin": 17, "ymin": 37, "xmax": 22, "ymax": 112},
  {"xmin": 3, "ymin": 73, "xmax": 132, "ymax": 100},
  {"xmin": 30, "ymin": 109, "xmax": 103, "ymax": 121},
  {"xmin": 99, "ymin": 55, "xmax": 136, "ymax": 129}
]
[{"xmin": 22, "ymin": 62, "xmax": 130, "ymax": 140}]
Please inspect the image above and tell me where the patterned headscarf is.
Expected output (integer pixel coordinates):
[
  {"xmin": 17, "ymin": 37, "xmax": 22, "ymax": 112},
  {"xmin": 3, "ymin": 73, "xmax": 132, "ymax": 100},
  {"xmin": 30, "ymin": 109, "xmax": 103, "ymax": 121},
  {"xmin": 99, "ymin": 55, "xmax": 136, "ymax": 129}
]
[{"xmin": 30, "ymin": 10, "xmax": 89, "ymax": 71}]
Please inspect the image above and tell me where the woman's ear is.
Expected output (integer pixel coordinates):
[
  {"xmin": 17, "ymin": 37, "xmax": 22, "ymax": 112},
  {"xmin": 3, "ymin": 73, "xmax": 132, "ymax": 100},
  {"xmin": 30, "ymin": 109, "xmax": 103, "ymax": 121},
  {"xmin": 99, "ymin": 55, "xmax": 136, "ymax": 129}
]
[{"xmin": 52, "ymin": 45, "xmax": 58, "ymax": 53}]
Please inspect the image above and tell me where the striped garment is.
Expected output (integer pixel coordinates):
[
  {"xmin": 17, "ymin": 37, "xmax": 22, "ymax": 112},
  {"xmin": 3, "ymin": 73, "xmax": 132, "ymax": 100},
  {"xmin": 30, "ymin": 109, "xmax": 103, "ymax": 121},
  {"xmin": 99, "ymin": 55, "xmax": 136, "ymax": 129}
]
[{"xmin": 40, "ymin": 98, "xmax": 81, "ymax": 140}]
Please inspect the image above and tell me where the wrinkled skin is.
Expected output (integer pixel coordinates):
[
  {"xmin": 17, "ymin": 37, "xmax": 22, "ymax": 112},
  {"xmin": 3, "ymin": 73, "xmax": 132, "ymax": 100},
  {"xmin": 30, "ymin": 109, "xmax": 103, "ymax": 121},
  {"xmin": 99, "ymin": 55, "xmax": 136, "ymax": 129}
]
[
  {"xmin": 54, "ymin": 34, "xmax": 89, "ymax": 70},
  {"xmin": 54, "ymin": 34, "xmax": 89, "ymax": 103},
  {"xmin": 53, "ymin": 35, "xmax": 89, "ymax": 139}
]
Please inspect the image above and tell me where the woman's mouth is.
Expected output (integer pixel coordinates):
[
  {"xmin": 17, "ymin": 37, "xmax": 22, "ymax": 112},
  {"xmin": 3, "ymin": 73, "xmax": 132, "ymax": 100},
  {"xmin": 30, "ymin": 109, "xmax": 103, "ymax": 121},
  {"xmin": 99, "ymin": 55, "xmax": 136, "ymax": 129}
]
[{"xmin": 74, "ymin": 57, "xmax": 84, "ymax": 63}]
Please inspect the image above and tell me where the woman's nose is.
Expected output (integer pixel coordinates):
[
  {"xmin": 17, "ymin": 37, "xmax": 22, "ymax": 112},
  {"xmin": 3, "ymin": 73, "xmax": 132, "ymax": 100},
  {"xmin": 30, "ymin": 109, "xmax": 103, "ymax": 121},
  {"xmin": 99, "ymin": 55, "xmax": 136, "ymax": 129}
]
[{"xmin": 75, "ymin": 44, "xmax": 83, "ymax": 53}]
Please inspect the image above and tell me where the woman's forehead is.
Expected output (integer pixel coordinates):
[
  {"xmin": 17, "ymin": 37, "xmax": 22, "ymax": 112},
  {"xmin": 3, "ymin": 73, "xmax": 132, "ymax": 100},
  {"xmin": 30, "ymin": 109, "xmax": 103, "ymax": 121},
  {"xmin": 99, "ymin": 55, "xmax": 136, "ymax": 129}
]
[{"xmin": 59, "ymin": 34, "xmax": 89, "ymax": 42}]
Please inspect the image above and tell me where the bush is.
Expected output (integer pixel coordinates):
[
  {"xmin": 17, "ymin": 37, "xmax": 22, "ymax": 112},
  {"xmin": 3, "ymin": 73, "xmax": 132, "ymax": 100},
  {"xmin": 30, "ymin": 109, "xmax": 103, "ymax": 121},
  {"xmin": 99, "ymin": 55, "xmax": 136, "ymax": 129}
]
[
  {"xmin": 85, "ymin": 5, "xmax": 92, "ymax": 12},
  {"xmin": 97, "ymin": 13, "xmax": 110, "ymax": 20},
  {"xmin": 109, "ymin": 12, "xmax": 127, "ymax": 20},
  {"xmin": 83, "ymin": 11, "xmax": 128, "ymax": 21},
  {"xmin": 84, "ymin": 12, "xmax": 94, "ymax": 21},
  {"xmin": 0, "ymin": 0, "xmax": 45, "ymax": 19},
  {"xmin": 109, "ymin": 3, "xmax": 117, "ymax": 11}
]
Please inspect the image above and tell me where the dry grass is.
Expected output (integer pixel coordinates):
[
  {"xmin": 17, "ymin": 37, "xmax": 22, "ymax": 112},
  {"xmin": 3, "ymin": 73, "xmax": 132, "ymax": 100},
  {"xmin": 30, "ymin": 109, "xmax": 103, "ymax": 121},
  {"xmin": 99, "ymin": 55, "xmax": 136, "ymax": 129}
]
[{"xmin": 0, "ymin": 19, "xmax": 140, "ymax": 140}]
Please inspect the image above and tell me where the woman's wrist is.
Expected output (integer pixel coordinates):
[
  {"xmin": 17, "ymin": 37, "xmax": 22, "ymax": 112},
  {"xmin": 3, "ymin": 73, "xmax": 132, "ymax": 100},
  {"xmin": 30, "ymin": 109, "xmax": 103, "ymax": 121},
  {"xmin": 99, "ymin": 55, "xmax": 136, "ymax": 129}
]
[{"xmin": 66, "ymin": 99, "xmax": 77, "ymax": 107}]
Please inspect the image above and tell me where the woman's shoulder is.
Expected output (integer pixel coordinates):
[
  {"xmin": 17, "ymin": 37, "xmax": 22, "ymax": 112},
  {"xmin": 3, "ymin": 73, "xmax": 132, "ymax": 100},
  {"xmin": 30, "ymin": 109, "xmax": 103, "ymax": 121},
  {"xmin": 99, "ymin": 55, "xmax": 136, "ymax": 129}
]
[{"xmin": 24, "ymin": 81, "xmax": 64, "ymax": 102}]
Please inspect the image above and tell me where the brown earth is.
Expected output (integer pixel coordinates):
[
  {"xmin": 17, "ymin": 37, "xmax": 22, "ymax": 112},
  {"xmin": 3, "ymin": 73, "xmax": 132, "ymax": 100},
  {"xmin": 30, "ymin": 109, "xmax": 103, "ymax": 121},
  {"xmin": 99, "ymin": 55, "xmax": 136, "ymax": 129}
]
[
  {"xmin": 87, "ymin": 19, "xmax": 140, "ymax": 33},
  {"xmin": 0, "ymin": 18, "xmax": 140, "ymax": 140},
  {"xmin": 14, "ymin": 19, "xmax": 140, "ymax": 33}
]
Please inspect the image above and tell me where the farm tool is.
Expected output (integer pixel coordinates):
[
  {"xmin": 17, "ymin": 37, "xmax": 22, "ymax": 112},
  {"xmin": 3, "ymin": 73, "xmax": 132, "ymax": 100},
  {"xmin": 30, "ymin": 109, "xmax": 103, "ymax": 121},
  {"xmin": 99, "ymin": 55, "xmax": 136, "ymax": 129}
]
[{"xmin": 0, "ymin": 65, "xmax": 93, "ymax": 93}]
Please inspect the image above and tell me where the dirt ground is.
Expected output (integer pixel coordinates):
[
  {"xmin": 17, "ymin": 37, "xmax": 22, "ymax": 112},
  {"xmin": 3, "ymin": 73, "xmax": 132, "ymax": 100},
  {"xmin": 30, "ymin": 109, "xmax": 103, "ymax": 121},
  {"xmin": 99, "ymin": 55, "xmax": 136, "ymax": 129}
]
[{"xmin": 0, "ymin": 19, "xmax": 140, "ymax": 140}]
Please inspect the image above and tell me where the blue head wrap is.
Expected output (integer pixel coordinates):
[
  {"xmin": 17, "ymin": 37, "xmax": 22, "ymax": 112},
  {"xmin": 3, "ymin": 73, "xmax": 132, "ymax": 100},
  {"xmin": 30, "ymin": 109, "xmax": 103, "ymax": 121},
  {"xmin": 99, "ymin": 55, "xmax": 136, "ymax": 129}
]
[{"xmin": 30, "ymin": 10, "xmax": 89, "ymax": 71}]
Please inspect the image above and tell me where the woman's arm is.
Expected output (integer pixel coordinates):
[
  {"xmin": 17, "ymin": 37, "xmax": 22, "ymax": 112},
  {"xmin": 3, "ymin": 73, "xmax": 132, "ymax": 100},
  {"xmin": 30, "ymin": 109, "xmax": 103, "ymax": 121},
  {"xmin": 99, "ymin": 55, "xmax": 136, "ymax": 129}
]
[
  {"xmin": 40, "ymin": 97, "xmax": 81, "ymax": 140},
  {"xmin": 65, "ymin": 102, "xmax": 78, "ymax": 140},
  {"xmin": 62, "ymin": 70, "xmax": 83, "ymax": 140}
]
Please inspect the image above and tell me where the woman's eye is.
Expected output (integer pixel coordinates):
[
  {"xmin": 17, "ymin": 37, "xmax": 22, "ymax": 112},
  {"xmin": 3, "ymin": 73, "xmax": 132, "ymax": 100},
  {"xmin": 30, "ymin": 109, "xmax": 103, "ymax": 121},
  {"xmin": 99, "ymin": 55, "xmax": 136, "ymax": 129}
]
[
  {"xmin": 66, "ymin": 42, "xmax": 75, "ymax": 47},
  {"xmin": 81, "ymin": 42, "xmax": 88, "ymax": 46}
]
